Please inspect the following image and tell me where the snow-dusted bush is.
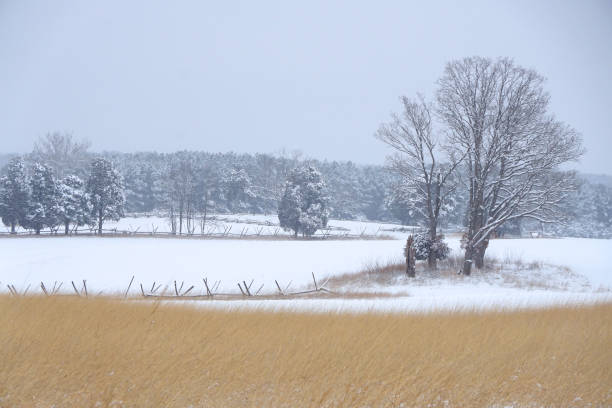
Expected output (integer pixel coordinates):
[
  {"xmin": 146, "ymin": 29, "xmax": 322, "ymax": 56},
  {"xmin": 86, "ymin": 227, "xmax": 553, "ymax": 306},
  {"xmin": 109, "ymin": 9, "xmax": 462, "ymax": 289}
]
[
  {"xmin": 278, "ymin": 166, "xmax": 329, "ymax": 237},
  {"xmin": 412, "ymin": 232, "xmax": 450, "ymax": 261},
  {"xmin": 0, "ymin": 158, "xmax": 30, "ymax": 233},
  {"xmin": 57, "ymin": 175, "xmax": 92, "ymax": 234},
  {"xmin": 24, "ymin": 163, "xmax": 60, "ymax": 234},
  {"xmin": 87, "ymin": 158, "xmax": 125, "ymax": 233}
]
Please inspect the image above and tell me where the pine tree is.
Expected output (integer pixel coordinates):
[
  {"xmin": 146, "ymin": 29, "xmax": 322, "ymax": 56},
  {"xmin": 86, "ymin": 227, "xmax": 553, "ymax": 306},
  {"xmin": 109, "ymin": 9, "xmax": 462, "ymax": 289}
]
[
  {"xmin": 0, "ymin": 158, "xmax": 30, "ymax": 233},
  {"xmin": 224, "ymin": 168, "xmax": 254, "ymax": 213},
  {"xmin": 86, "ymin": 158, "xmax": 125, "ymax": 234},
  {"xmin": 278, "ymin": 166, "xmax": 329, "ymax": 237},
  {"xmin": 25, "ymin": 163, "xmax": 60, "ymax": 234},
  {"xmin": 57, "ymin": 175, "xmax": 92, "ymax": 234}
]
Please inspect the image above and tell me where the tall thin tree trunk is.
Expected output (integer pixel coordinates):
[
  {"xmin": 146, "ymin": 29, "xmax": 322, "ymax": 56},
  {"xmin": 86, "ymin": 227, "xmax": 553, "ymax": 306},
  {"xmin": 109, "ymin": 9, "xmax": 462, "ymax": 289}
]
[
  {"xmin": 462, "ymin": 245, "xmax": 473, "ymax": 276},
  {"xmin": 405, "ymin": 235, "xmax": 416, "ymax": 277},
  {"xmin": 98, "ymin": 210, "xmax": 103, "ymax": 234},
  {"xmin": 10, "ymin": 223, "xmax": 15, "ymax": 234},
  {"xmin": 427, "ymin": 222, "xmax": 437, "ymax": 269},
  {"xmin": 65, "ymin": 222, "xmax": 70, "ymax": 235},
  {"xmin": 474, "ymin": 239, "xmax": 488, "ymax": 269}
]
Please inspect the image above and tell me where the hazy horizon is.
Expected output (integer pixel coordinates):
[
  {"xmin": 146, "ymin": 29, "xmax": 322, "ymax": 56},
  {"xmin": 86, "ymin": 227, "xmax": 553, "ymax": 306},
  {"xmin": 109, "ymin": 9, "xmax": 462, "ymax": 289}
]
[{"xmin": 1, "ymin": 0, "xmax": 611, "ymax": 174}]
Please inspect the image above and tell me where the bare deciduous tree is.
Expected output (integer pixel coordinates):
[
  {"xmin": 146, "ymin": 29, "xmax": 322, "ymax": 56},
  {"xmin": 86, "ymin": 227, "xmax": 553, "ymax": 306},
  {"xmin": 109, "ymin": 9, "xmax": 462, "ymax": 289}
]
[
  {"xmin": 32, "ymin": 132, "xmax": 91, "ymax": 178},
  {"xmin": 377, "ymin": 95, "xmax": 462, "ymax": 269},
  {"xmin": 436, "ymin": 57, "xmax": 583, "ymax": 275},
  {"xmin": 164, "ymin": 152, "xmax": 199, "ymax": 235}
]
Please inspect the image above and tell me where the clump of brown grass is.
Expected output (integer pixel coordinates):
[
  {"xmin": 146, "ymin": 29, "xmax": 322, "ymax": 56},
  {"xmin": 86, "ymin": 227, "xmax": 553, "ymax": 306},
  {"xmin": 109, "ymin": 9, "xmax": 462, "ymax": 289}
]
[
  {"xmin": 0, "ymin": 296, "xmax": 610, "ymax": 407},
  {"xmin": 327, "ymin": 254, "xmax": 592, "ymax": 292}
]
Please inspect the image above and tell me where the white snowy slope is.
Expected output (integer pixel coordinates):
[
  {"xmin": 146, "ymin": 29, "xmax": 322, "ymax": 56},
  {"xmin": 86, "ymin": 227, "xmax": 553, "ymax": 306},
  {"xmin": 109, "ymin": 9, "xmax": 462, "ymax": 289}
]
[
  {"xmin": 0, "ymin": 217, "xmax": 610, "ymax": 312},
  {"xmin": 456, "ymin": 237, "xmax": 612, "ymax": 288},
  {"xmin": 0, "ymin": 237, "xmax": 401, "ymax": 294},
  {"xmin": 99, "ymin": 214, "xmax": 413, "ymax": 239}
]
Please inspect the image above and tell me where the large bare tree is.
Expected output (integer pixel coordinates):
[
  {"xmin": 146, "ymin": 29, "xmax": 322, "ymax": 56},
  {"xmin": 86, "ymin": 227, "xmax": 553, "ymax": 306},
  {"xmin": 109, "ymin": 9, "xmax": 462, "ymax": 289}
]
[
  {"xmin": 32, "ymin": 132, "xmax": 91, "ymax": 178},
  {"xmin": 164, "ymin": 152, "xmax": 199, "ymax": 235},
  {"xmin": 377, "ymin": 95, "xmax": 462, "ymax": 269},
  {"xmin": 436, "ymin": 57, "xmax": 583, "ymax": 275}
]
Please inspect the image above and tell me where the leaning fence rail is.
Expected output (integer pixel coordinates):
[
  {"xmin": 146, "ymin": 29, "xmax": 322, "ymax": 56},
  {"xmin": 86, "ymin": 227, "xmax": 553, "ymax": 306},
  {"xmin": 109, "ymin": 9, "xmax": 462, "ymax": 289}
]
[
  {"xmin": 3, "ymin": 273, "xmax": 334, "ymax": 300},
  {"xmin": 0, "ymin": 227, "xmax": 394, "ymax": 240}
]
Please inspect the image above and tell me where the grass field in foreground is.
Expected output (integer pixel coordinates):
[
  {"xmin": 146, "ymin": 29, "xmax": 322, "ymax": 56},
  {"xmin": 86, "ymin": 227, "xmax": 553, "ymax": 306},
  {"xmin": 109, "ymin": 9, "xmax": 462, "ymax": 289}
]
[{"xmin": 0, "ymin": 296, "xmax": 610, "ymax": 407}]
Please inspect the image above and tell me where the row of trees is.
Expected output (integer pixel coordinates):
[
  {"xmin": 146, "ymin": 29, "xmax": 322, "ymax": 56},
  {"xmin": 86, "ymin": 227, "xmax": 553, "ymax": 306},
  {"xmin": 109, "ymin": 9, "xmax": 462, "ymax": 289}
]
[
  {"xmin": 1, "ymin": 89, "xmax": 610, "ymax": 242},
  {"xmin": 378, "ymin": 57, "xmax": 584, "ymax": 275},
  {"xmin": 0, "ymin": 158, "xmax": 124, "ymax": 234}
]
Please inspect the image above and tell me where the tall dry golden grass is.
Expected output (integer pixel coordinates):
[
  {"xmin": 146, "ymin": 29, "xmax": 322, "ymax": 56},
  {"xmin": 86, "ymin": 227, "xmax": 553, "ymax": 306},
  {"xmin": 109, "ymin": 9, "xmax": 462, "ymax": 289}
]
[{"xmin": 0, "ymin": 296, "xmax": 610, "ymax": 407}]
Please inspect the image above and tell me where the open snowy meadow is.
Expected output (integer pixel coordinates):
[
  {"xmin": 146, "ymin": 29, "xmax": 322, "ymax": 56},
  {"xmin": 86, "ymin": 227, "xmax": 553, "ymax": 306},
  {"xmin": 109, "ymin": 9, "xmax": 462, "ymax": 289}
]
[{"xmin": 1, "ymin": 215, "xmax": 610, "ymax": 312}]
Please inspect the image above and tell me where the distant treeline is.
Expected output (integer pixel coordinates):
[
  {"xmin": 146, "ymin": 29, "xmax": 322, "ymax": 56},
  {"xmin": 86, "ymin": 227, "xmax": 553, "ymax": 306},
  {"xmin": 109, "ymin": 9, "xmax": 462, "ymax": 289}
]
[{"xmin": 1, "ymin": 146, "xmax": 610, "ymax": 238}]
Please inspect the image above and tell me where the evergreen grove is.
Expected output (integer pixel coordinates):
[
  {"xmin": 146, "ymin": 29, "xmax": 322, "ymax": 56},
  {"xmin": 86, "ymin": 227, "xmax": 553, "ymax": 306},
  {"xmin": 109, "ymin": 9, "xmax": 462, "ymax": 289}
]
[
  {"xmin": 0, "ymin": 157, "xmax": 124, "ymax": 234},
  {"xmin": 0, "ymin": 149, "xmax": 610, "ymax": 238}
]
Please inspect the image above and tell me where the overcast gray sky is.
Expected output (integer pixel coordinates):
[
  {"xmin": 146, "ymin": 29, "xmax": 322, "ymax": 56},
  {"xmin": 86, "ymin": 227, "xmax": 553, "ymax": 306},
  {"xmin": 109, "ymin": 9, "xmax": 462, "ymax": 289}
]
[{"xmin": 1, "ymin": 0, "xmax": 611, "ymax": 174}]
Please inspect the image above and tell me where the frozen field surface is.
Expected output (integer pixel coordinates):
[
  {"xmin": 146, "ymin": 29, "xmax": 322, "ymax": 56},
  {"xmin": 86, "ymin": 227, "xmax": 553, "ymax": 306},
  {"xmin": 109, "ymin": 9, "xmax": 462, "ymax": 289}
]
[
  {"xmin": 447, "ymin": 237, "xmax": 612, "ymax": 288},
  {"xmin": 0, "ymin": 218, "xmax": 610, "ymax": 312},
  {"xmin": 0, "ymin": 237, "xmax": 402, "ymax": 294},
  {"xmin": 0, "ymin": 214, "xmax": 412, "ymax": 239}
]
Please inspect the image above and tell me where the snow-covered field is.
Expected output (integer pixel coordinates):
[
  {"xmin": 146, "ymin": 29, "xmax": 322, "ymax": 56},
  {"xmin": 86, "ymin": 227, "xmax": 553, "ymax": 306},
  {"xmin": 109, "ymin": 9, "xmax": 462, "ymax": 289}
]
[
  {"xmin": 0, "ymin": 238, "xmax": 400, "ymax": 294},
  {"xmin": 1, "ymin": 215, "xmax": 610, "ymax": 312},
  {"xmin": 106, "ymin": 213, "xmax": 412, "ymax": 236},
  {"xmin": 1, "ymin": 213, "xmax": 413, "ymax": 239}
]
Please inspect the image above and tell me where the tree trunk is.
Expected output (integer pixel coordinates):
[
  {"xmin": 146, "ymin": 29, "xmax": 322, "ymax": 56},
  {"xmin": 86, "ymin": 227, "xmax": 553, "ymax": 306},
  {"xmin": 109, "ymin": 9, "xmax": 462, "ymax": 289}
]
[
  {"xmin": 405, "ymin": 236, "xmax": 416, "ymax": 277},
  {"xmin": 98, "ymin": 210, "xmax": 103, "ymax": 234},
  {"xmin": 474, "ymin": 238, "xmax": 489, "ymax": 269},
  {"xmin": 474, "ymin": 247, "xmax": 485, "ymax": 269},
  {"xmin": 35, "ymin": 227, "xmax": 41, "ymax": 235},
  {"xmin": 65, "ymin": 222, "xmax": 70, "ymax": 235},
  {"xmin": 10, "ymin": 223, "xmax": 15, "ymax": 234},
  {"xmin": 462, "ymin": 245, "xmax": 473, "ymax": 276},
  {"xmin": 427, "ymin": 223, "xmax": 437, "ymax": 269}
]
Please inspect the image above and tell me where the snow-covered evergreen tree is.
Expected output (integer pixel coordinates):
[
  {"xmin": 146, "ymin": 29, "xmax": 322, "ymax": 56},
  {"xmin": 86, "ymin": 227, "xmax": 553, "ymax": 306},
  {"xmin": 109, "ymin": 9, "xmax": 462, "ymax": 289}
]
[
  {"xmin": 86, "ymin": 158, "xmax": 125, "ymax": 233},
  {"xmin": 57, "ymin": 175, "xmax": 92, "ymax": 234},
  {"xmin": 25, "ymin": 163, "xmax": 60, "ymax": 234},
  {"xmin": 224, "ymin": 168, "xmax": 255, "ymax": 213},
  {"xmin": 412, "ymin": 232, "xmax": 450, "ymax": 261},
  {"xmin": 0, "ymin": 158, "xmax": 30, "ymax": 233},
  {"xmin": 384, "ymin": 179, "xmax": 424, "ymax": 226},
  {"xmin": 278, "ymin": 166, "xmax": 329, "ymax": 237}
]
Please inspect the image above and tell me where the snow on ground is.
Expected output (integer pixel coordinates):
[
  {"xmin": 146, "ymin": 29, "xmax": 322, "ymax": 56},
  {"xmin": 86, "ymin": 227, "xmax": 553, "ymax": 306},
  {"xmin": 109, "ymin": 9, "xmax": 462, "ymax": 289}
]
[
  {"xmin": 0, "ymin": 237, "xmax": 401, "ymax": 294},
  {"xmin": 102, "ymin": 213, "xmax": 412, "ymax": 238},
  {"xmin": 0, "ymin": 216, "xmax": 610, "ymax": 312},
  {"xmin": 456, "ymin": 237, "xmax": 612, "ymax": 289},
  {"xmin": 175, "ymin": 292, "xmax": 612, "ymax": 314}
]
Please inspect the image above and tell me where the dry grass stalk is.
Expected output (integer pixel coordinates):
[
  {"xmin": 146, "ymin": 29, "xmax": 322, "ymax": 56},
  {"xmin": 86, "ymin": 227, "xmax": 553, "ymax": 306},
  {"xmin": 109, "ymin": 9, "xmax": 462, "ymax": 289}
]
[{"xmin": 0, "ymin": 296, "xmax": 610, "ymax": 407}]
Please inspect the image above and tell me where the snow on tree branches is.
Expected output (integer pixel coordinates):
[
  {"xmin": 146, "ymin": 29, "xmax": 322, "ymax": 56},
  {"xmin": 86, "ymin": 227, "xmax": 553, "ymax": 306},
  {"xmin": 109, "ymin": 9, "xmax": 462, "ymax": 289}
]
[
  {"xmin": 278, "ymin": 166, "xmax": 329, "ymax": 237},
  {"xmin": 0, "ymin": 158, "xmax": 30, "ymax": 233},
  {"xmin": 57, "ymin": 175, "xmax": 92, "ymax": 235},
  {"xmin": 377, "ymin": 95, "xmax": 462, "ymax": 269},
  {"xmin": 412, "ymin": 232, "xmax": 450, "ymax": 262},
  {"xmin": 437, "ymin": 57, "xmax": 583, "ymax": 275},
  {"xmin": 24, "ymin": 163, "xmax": 60, "ymax": 234},
  {"xmin": 87, "ymin": 158, "xmax": 125, "ymax": 234}
]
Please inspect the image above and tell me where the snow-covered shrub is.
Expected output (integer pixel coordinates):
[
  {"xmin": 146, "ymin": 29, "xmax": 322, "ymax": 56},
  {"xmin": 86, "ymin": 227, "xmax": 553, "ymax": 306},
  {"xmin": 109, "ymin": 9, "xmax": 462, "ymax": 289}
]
[
  {"xmin": 0, "ymin": 157, "xmax": 30, "ymax": 233},
  {"xmin": 412, "ymin": 232, "xmax": 450, "ymax": 261},
  {"xmin": 87, "ymin": 158, "xmax": 125, "ymax": 233},
  {"xmin": 24, "ymin": 163, "xmax": 60, "ymax": 234},
  {"xmin": 278, "ymin": 166, "xmax": 329, "ymax": 237},
  {"xmin": 57, "ymin": 175, "xmax": 92, "ymax": 234}
]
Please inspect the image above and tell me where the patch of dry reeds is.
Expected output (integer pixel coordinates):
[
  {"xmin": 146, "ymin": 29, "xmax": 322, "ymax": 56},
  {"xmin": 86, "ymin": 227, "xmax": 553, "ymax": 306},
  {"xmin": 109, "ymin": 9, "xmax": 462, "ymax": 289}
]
[{"xmin": 0, "ymin": 296, "xmax": 610, "ymax": 407}]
